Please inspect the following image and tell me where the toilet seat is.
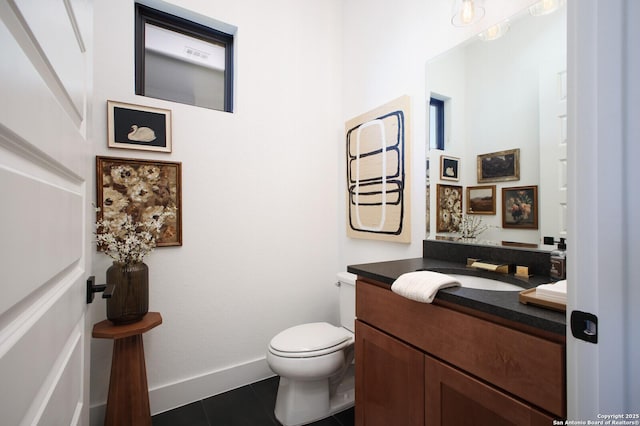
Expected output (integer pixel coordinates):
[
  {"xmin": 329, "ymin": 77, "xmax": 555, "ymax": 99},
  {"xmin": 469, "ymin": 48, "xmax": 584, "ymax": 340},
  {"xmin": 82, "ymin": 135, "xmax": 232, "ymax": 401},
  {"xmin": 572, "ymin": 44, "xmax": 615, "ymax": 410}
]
[{"xmin": 269, "ymin": 322, "xmax": 354, "ymax": 358}]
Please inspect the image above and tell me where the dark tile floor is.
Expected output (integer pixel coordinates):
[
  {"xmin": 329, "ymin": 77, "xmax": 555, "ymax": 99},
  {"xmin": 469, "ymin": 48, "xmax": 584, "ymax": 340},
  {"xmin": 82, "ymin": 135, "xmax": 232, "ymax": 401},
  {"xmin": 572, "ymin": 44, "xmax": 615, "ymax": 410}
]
[{"xmin": 152, "ymin": 376, "xmax": 354, "ymax": 426}]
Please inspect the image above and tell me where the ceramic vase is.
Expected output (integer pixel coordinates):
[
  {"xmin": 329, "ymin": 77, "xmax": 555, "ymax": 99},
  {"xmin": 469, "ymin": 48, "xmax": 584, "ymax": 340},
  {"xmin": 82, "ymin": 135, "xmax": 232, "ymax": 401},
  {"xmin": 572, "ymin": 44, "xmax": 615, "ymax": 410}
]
[{"xmin": 106, "ymin": 262, "xmax": 149, "ymax": 325}]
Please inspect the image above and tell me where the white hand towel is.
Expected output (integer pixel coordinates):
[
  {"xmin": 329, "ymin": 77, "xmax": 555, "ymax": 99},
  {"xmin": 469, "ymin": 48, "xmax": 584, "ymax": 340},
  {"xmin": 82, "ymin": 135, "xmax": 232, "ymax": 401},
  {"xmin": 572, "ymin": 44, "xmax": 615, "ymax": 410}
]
[
  {"xmin": 391, "ymin": 271, "xmax": 461, "ymax": 304},
  {"xmin": 536, "ymin": 280, "xmax": 567, "ymax": 303}
]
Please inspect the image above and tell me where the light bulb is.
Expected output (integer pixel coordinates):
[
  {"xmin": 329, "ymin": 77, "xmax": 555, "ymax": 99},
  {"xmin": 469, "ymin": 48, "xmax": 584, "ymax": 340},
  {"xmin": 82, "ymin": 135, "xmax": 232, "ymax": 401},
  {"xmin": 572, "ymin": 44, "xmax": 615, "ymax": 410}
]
[
  {"xmin": 542, "ymin": 0, "xmax": 555, "ymax": 12},
  {"xmin": 451, "ymin": 0, "xmax": 484, "ymax": 27},
  {"xmin": 478, "ymin": 20, "xmax": 510, "ymax": 41},
  {"xmin": 461, "ymin": 0, "xmax": 475, "ymax": 25},
  {"xmin": 529, "ymin": 0, "xmax": 564, "ymax": 17}
]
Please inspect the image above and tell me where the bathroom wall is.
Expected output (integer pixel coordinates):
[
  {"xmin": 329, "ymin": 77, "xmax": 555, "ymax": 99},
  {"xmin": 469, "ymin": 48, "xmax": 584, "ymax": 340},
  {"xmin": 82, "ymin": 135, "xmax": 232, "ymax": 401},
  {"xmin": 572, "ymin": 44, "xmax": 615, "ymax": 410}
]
[
  {"xmin": 88, "ymin": 0, "xmax": 545, "ymax": 421},
  {"xmin": 89, "ymin": 0, "xmax": 343, "ymax": 420},
  {"xmin": 340, "ymin": 0, "xmax": 539, "ymax": 266}
]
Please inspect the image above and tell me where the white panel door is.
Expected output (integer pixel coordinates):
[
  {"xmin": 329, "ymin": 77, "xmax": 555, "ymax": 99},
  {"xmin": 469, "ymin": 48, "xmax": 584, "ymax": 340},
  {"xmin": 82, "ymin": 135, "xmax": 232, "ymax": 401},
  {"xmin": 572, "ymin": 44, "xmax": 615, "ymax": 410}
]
[
  {"xmin": 0, "ymin": 0, "xmax": 92, "ymax": 425},
  {"xmin": 539, "ymin": 55, "xmax": 567, "ymax": 245},
  {"xmin": 568, "ymin": 0, "xmax": 640, "ymax": 418}
]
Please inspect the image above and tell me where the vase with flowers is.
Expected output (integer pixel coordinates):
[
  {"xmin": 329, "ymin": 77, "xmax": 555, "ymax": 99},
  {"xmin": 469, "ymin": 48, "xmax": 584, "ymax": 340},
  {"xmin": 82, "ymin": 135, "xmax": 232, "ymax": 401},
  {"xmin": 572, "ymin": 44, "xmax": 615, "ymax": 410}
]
[
  {"xmin": 95, "ymin": 208, "xmax": 171, "ymax": 324},
  {"xmin": 457, "ymin": 214, "xmax": 489, "ymax": 241}
]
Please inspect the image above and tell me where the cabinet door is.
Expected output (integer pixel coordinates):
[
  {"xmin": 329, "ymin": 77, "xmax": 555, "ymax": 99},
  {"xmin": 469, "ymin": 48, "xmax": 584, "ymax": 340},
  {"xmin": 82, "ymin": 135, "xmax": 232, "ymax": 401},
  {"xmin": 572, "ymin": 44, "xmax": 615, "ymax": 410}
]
[
  {"xmin": 425, "ymin": 355, "xmax": 555, "ymax": 426},
  {"xmin": 355, "ymin": 320, "xmax": 424, "ymax": 426}
]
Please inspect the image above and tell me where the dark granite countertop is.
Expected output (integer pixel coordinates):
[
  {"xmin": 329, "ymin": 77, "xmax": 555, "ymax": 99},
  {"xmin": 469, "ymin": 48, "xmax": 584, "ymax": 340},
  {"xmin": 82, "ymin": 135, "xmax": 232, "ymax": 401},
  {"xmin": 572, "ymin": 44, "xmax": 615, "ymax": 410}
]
[{"xmin": 347, "ymin": 257, "xmax": 566, "ymax": 336}]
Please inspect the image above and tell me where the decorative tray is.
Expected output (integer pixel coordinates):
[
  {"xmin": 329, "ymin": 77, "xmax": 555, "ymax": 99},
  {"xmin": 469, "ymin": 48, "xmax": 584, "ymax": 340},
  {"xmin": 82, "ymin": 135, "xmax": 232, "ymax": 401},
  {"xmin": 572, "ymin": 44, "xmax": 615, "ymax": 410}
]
[{"xmin": 519, "ymin": 288, "xmax": 566, "ymax": 312}]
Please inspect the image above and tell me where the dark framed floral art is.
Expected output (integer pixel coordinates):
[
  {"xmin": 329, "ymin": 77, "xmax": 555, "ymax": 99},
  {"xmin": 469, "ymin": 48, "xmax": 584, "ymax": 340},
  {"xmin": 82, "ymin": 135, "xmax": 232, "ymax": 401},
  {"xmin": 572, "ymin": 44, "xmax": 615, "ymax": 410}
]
[
  {"xmin": 502, "ymin": 185, "xmax": 538, "ymax": 229},
  {"xmin": 437, "ymin": 184, "xmax": 463, "ymax": 232},
  {"xmin": 96, "ymin": 156, "xmax": 182, "ymax": 246}
]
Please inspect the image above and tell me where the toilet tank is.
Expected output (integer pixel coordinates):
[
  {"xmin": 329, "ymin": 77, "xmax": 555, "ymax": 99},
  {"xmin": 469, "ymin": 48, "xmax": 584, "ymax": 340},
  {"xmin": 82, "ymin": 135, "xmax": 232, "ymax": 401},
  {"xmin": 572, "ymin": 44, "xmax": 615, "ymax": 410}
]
[{"xmin": 337, "ymin": 272, "xmax": 357, "ymax": 332}]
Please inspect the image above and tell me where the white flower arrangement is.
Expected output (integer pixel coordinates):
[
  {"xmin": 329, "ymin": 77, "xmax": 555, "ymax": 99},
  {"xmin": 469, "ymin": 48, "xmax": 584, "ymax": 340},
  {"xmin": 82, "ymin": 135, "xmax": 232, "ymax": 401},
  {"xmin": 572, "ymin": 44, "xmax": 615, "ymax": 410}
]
[
  {"xmin": 457, "ymin": 214, "xmax": 489, "ymax": 240},
  {"xmin": 95, "ymin": 207, "xmax": 173, "ymax": 265}
]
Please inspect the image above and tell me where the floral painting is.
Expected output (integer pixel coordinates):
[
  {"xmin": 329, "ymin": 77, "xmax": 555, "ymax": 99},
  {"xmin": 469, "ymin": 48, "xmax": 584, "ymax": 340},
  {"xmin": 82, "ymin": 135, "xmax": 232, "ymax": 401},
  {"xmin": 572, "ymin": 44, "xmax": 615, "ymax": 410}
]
[
  {"xmin": 436, "ymin": 184, "xmax": 463, "ymax": 233},
  {"xmin": 502, "ymin": 185, "xmax": 538, "ymax": 229},
  {"xmin": 96, "ymin": 156, "xmax": 182, "ymax": 246}
]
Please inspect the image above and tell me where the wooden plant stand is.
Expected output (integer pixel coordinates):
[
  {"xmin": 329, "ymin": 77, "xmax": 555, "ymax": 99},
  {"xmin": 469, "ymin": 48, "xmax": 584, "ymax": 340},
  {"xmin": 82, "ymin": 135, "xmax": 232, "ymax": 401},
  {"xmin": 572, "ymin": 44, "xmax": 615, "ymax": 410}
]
[{"xmin": 92, "ymin": 312, "xmax": 162, "ymax": 426}]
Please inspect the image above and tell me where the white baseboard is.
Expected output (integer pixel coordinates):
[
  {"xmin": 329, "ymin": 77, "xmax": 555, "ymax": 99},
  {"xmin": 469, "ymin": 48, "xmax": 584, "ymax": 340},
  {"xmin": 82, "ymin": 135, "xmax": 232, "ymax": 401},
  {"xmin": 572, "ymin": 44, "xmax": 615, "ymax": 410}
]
[
  {"xmin": 149, "ymin": 356, "xmax": 274, "ymax": 415},
  {"xmin": 89, "ymin": 356, "xmax": 275, "ymax": 426}
]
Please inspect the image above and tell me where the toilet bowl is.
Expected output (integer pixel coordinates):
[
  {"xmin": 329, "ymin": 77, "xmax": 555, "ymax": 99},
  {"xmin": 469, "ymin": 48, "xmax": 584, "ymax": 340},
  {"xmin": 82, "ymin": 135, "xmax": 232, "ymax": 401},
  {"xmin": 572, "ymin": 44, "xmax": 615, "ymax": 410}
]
[{"xmin": 266, "ymin": 272, "xmax": 356, "ymax": 426}]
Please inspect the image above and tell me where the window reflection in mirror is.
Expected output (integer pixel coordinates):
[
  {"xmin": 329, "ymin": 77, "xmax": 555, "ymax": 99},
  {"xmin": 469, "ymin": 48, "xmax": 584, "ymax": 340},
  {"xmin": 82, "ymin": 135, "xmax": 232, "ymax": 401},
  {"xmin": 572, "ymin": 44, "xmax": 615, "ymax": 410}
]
[{"xmin": 429, "ymin": 98, "xmax": 445, "ymax": 150}]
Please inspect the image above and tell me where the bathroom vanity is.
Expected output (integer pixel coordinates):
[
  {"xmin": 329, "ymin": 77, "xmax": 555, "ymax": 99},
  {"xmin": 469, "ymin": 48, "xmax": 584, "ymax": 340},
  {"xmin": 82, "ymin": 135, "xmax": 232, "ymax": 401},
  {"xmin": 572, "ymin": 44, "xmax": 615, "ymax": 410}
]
[{"xmin": 348, "ymin": 241, "xmax": 566, "ymax": 425}]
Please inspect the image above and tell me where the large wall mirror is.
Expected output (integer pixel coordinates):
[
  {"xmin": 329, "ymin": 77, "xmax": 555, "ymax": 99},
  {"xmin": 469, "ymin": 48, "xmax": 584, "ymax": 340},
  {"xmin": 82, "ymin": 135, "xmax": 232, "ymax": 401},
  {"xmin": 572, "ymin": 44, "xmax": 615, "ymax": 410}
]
[{"xmin": 425, "ymin": 2, "xmax": 566, "ymax": 249}]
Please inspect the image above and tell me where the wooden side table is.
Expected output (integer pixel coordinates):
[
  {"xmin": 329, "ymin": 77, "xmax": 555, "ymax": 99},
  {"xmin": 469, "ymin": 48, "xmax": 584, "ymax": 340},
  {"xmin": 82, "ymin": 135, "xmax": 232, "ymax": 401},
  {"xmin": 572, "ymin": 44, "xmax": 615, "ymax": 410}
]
[{"xmin": 93, "ymin": 312, "xmax": 162, "ymax": 426}]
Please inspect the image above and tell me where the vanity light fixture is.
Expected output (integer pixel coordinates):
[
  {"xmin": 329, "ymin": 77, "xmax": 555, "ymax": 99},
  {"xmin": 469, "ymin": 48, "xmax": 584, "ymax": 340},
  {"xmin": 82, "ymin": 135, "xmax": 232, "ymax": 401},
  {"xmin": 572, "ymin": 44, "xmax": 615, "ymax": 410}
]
[
  {"xmin": 478, "ymin": 20, "xmax": 510, "ymax": 41},
  {"xmin": 528, "ymin": 0, "xmax": 565, "ymax": 17},
  {"xmin": 451, "ymin": 0, "xmax": 485, "ymax": 27}
]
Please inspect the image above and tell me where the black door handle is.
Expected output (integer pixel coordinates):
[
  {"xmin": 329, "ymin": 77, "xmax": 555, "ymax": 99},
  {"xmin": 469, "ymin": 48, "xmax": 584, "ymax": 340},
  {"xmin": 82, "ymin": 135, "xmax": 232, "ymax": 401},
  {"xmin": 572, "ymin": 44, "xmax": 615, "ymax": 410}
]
[
  {"xmin": 570, "ymin": 310, "xmax": 598, "ymax": 344},
  {"xmin": 86, "ymin": 276, "xmax": 115, "ymax": 304}
]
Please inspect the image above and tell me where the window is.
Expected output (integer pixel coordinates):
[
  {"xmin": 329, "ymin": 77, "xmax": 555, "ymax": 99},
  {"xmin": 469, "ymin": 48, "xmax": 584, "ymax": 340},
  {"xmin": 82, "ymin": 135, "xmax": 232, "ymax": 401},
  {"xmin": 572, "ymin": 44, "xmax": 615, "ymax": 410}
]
[
  {"xmin": 429, "ymin": 97, "xmax": 444, "ymax": 150},
  {"xmin": 135, "ymin": 4, "xmax": 234, "ymax": 112}
]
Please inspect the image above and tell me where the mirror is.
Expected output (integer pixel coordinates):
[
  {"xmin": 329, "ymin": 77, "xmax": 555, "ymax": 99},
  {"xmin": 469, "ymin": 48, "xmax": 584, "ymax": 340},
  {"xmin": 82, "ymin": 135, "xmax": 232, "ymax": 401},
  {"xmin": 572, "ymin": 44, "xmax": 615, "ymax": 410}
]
[{"xmin": 425, "ymin": 3, "xmax": 566, "ymax": 248}]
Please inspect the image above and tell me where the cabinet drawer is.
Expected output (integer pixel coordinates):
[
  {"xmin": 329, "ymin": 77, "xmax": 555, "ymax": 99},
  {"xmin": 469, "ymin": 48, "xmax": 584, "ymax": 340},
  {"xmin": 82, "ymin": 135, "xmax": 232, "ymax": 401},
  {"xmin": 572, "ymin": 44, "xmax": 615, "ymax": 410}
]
[{"xmin": 356, "ymin": 279, "xmax": 565, "ymax": 417}]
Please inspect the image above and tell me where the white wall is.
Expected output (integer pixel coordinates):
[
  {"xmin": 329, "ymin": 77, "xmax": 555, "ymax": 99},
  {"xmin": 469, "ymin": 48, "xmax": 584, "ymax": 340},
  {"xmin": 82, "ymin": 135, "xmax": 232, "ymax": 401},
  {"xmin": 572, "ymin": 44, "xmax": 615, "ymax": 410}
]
[
  {"xmin": 340, "ymin": 0, "xmax": 539, "ymax": 265},
  {"xmin": 84, "ymin": 0, "xmax": 640, "ymax": 420},
  {"xmin": 89, "ymin": 0, "xmax": 343, "ymax": 419},
  {"xmin": 87, "ymin": 0, "xmax": 557, "ymax": 420}
]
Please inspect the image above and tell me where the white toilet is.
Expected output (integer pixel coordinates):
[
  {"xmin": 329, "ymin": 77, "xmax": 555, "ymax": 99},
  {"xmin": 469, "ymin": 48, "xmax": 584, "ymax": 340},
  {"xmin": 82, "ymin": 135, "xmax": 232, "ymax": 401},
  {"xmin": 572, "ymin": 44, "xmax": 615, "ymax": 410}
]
[{"xmin": 266, "ymin": 272, "xmax": 356, "ymax": 426}]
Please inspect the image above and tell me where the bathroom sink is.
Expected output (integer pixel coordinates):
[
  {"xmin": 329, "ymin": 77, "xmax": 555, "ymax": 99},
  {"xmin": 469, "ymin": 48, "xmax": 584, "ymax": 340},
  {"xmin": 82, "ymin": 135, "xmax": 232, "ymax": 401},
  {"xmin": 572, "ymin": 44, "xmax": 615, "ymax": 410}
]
[{"xmin": 448, "ymin": 274, "xmax": 524, "ymax": 291}]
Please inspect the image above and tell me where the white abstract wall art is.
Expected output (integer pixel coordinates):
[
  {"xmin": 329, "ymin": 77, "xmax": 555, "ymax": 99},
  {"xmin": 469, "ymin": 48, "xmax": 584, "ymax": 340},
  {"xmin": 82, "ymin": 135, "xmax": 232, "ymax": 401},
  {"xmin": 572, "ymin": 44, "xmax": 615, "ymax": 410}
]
[{"xmin": 345, "ymin": 96, "xmax": 411, "ymax": 242}]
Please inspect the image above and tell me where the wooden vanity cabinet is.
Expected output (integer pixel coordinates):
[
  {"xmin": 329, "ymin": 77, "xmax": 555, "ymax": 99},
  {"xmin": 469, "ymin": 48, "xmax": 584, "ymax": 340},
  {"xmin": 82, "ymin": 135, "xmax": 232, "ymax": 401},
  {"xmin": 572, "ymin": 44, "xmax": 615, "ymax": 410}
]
[
  {"xmin": 355, "ymin": 278, "xmax": 565, "ymax": 426},
  {"xmin": 355, "ymin": 320, "xmax": 424, "ymax": 426}
]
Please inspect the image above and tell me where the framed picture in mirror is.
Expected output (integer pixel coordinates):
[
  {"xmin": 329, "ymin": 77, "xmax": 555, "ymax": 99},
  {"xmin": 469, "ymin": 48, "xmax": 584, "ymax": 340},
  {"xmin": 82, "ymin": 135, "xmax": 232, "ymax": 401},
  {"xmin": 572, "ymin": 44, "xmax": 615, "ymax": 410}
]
[
  {"xmin": 440, "ymin": 155, "xmax": 459, "ymax": 181},
  {"xmin": 502, "ymin": 185, "xmax": 538, "ymax": 229},
  {"xmin": 436, "ymin": 184, "xmax": 463, "ymax": 232},
  {"xmin": 477, "ymin": 148, "xmax": 520, "ymax": 183},
  {"xmin": 466, "ymin": 185, "xmax": 496, "ymax": 215}
]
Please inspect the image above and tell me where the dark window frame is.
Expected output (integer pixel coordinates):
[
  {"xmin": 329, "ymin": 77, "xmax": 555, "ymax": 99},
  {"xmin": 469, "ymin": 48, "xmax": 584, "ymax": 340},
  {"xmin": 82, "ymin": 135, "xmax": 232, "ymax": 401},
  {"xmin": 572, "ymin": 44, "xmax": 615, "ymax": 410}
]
[
  {"xmin": 135, "ymin": 3, "xmax": 234, "ymax": 112},
  {"xmin": 429, "ymin": 97, "xmax": 445, "ymax": 150}
]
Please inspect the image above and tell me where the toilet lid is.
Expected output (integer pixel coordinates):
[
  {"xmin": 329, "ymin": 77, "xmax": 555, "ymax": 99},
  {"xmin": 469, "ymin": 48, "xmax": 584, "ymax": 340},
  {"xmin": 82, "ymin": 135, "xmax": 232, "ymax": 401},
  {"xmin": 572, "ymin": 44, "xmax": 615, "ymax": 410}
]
[{"xmin": 269, "ymin": 322, "xmax": 353, "ymax": 354}]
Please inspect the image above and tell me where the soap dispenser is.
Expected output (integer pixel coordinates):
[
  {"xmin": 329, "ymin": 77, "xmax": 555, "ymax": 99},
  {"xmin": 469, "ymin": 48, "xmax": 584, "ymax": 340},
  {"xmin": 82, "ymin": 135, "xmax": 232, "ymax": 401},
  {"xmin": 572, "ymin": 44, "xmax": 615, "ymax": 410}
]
[{"xmin": 549, "ymin": 238, "xmax": 567, "ymax": 280}]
